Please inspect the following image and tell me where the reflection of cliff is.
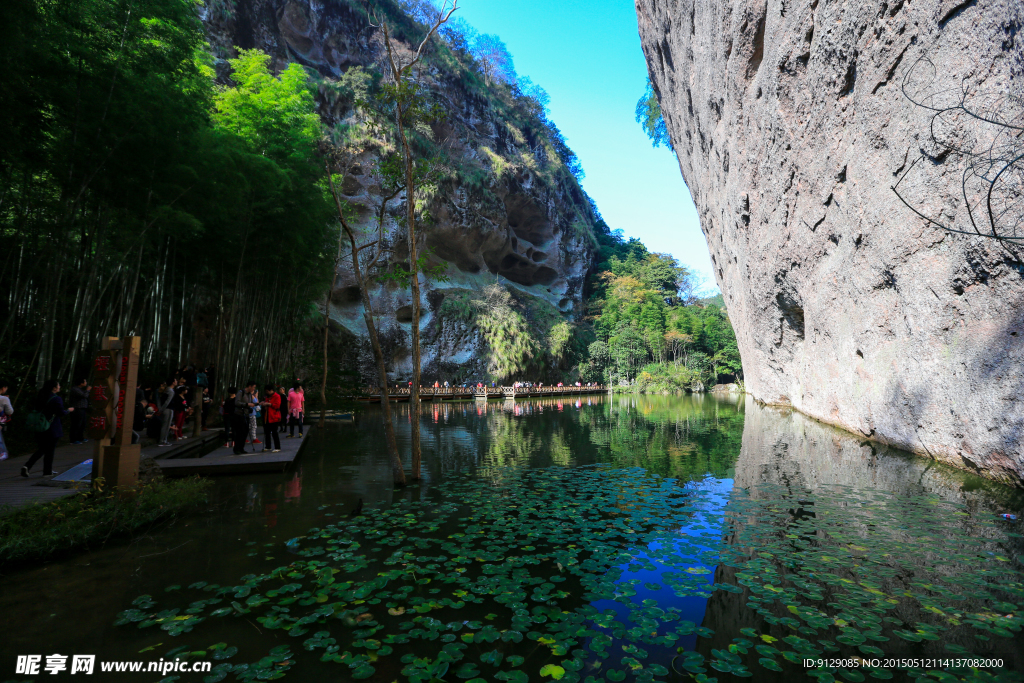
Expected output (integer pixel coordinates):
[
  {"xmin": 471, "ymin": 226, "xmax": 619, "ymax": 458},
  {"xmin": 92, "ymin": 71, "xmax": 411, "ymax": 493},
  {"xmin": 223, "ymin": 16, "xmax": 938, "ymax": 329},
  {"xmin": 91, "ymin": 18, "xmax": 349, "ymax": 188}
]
[
  {"xmin": 733, "ymin": 397, "xmax": 1023, "ymax": 509},
  {"xmin": 697, "ymin": 397, "xmax": 1024, "ymax": 671}
]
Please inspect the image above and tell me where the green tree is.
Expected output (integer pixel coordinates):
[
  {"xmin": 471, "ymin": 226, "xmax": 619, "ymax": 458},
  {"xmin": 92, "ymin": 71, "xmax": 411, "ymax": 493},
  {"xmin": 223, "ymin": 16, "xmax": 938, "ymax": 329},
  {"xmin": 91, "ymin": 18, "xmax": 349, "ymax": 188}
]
[
  {"xmin": 213, "ymin": 50, "xmax": 322, "ymax": 164},
  {"xmin": 635, "ymin": 76, "xmax": 671, "ymax": 149},
  {"xmin": 0, "ymin": 0, "xmax": 337, "ymax": 402}
]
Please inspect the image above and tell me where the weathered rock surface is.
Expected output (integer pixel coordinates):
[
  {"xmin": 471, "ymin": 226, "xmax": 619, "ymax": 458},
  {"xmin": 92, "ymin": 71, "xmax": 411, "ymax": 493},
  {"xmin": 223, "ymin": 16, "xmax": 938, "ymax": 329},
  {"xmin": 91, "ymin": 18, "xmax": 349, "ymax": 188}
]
[
  {"xmin": 636, "ymin": 0, "xmax": 1024, "ymax": 484},
  {"xmin": 204, "ymin": 0, "xmax": 596, "ymax": 382}
]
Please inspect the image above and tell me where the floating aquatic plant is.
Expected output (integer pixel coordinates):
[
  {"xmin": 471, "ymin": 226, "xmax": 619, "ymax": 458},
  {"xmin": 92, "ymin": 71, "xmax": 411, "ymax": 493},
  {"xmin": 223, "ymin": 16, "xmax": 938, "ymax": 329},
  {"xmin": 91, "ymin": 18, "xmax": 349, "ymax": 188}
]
[{"xmin": 115, "ymin": 467, "xmax": 1023, "ymax": 683}]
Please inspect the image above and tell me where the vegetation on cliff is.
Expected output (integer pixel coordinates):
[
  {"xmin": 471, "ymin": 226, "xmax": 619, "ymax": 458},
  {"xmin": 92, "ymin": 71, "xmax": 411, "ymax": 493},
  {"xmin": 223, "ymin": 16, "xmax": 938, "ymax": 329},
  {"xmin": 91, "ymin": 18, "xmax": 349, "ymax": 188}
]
[{"xmin": 636, "ymin": 76, "xmax": 672, "ymax": 149}]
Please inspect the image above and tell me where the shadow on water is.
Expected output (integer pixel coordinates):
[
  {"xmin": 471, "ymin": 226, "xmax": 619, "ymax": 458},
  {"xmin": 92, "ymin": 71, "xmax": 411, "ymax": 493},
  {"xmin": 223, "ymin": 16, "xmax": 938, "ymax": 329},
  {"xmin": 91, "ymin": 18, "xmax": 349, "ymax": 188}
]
[{"xmin": 0, "ymin": 394, "xmax": 1020, "ymax": 683}]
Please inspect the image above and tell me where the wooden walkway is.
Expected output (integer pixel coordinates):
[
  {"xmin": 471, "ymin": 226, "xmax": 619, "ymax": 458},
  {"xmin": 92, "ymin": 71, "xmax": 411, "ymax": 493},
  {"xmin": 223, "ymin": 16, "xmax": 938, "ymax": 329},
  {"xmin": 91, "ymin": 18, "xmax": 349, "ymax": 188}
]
[
  {"xmin": 157, "ymin": 427, "xmax": 311, "ymax": 477},
  {"xmin": 0, "ymin": 429, "xmax": 223, "ymax": 512},
  {"xmin": 356, "ymin": 385, "xmax": 608, "ymax": 402}
]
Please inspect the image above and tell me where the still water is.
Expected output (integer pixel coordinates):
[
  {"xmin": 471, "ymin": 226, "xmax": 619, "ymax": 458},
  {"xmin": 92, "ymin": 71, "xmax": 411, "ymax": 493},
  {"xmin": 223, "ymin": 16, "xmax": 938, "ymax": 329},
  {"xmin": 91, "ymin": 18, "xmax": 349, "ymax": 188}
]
[{"xmin": 2, "ymin": 394, "xmax": 1022, "ymax": 683}]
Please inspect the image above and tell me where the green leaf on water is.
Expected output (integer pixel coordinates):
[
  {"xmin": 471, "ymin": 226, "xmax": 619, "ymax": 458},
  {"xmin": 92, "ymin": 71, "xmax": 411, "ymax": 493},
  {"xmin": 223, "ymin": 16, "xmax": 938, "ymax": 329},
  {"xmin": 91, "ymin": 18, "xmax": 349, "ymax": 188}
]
[
  {"xmin": 351, "ymin": 663, "xmax": 374, "ymax": 679},
  {"xmin": 211, "ymin": 646, "xmax": 237, "ymax": 660},
  {"xmin": 540, "ymin": 664, "xmax": 565, "ymax": 679},
  {"xmin": 496, "ymin": 671, "xmax": 529, "ymax": 683}
]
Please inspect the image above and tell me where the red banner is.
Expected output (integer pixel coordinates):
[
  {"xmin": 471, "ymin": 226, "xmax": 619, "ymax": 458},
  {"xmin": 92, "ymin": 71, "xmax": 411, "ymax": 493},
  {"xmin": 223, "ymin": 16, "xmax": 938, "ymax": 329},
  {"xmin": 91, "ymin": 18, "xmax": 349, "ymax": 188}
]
[{"xmin": 116, "ymin": 353, "xmax": 129, "ymax": 431}]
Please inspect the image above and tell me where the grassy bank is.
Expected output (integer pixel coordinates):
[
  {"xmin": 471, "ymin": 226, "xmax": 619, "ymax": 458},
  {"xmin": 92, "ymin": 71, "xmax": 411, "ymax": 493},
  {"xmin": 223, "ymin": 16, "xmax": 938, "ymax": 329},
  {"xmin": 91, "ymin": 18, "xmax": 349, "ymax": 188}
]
[{"xmin": 0, "ymin": 477, "xmax": 212, "ymax": 567}]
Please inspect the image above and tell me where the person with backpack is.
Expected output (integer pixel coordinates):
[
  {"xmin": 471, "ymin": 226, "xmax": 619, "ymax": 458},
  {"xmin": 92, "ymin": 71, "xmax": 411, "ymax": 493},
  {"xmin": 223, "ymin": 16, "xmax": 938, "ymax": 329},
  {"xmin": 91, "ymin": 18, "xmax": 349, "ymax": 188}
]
[
  {"xmin": 0, "ymin": 379, "xmax": 13, "ymax": 461},
  {"xmin": 259, "ymin": 384, "xmax": 282, "ymax": 453},
  {"xmin": 21, "ymin": 379, "xmax": 73, "ymax": 477}
]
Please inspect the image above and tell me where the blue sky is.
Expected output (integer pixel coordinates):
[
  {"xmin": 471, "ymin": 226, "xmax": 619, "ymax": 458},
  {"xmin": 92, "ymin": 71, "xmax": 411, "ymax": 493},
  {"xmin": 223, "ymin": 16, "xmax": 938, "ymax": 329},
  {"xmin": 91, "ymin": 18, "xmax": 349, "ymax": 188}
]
[{"xmin": 453, "ymin": 0, "xmax": 714, "ymax": 288}]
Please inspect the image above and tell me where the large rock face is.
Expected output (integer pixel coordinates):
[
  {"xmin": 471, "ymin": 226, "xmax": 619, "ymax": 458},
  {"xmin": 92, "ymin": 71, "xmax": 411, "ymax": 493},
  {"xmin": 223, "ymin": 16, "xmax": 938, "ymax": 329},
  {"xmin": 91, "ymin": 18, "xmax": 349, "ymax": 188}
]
[
  {"xmin": 636, "ymin": 0, "xmax": 1024, "ymax": 484},
  {"xmin": 204, "ymin": 0, "xmax": 596, "ymax": 382}
]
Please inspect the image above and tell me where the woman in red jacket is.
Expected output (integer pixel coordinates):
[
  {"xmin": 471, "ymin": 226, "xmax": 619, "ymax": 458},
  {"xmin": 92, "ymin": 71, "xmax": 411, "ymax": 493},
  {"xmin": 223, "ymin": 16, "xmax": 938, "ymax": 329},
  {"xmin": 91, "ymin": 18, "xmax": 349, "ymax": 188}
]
[{"xmin": 259, "ymin": 384, "xmax": 282, "ymax": 453}]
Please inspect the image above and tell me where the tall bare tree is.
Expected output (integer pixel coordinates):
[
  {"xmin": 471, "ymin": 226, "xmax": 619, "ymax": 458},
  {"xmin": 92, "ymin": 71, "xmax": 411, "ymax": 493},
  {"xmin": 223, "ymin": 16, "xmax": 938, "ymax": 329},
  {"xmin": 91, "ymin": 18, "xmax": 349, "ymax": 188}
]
[
  {"xmin": 373, "ymin": 0, "xmax": 459, "ymax": 480},
  {"xmin": 326, "ymin": 156, "xmax": 406, "ymax": 486}
]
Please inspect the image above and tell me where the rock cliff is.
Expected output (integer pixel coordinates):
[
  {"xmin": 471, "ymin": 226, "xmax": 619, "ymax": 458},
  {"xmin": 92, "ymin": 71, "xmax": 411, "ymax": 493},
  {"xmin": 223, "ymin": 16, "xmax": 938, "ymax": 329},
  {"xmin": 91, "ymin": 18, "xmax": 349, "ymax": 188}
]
[
  {"xmin": 636, "ymin": 0, "xmax": 1024, "ymax": 484},
  {"xmin": 203, "ymin": 0, "xmax": 598, "ymax": 382}
]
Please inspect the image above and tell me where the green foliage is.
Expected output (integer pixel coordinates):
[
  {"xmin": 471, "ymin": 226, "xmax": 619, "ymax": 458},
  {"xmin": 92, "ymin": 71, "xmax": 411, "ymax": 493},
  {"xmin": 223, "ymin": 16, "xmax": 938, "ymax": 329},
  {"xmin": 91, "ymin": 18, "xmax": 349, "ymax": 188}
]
[
  {"xmin": 436, "ymin": 289, "xmax": 476, "ymax": 324},
  {"xmin": 581, "ymin": 234, "xmax": 741, "ymax": 389},
  {"xmin": 213, "ymin": 50, "xmax": 321, "ymax": 164},
  {"xmin": 635, "ymin": 362, "xmax": 697, "ymax": 393},
  {"xmin": 473, "ymin": 285, "xmax": 536, "ymax": 380},
  {"xmin": 0, "ymin": 0, "xmax": 335, "ymax": 386},
  {"xmin": 546, "ymin": 321, "xmax": 572, "ymax": 368},
  {"xmin": 0, "ymin": 477, "xmax": 212, "ymax": 566},
  {"xmin": 635, "ymin": 76, "xmax": 671, "ymax": 149}
]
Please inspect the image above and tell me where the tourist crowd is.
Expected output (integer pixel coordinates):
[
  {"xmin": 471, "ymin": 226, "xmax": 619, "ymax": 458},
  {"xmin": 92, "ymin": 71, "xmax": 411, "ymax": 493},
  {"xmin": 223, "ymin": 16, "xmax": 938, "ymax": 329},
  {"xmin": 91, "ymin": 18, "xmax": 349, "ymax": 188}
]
[{"xmin": 0, "ymin": 364, "xmax": 307, "ymax": 478}]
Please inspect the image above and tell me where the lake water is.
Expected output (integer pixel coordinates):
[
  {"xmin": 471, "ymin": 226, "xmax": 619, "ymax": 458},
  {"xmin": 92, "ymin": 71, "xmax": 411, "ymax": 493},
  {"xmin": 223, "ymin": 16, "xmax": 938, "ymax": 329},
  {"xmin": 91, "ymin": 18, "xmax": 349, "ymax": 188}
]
[{"xmin": 2, "ymin": 394, "xmax": 1022, "ymax": 683}]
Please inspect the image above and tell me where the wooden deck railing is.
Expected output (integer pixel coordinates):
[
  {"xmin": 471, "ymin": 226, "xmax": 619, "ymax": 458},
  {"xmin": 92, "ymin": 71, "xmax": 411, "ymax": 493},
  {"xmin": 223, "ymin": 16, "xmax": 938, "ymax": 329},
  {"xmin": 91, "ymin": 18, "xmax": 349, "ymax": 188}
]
[{"xmin": 356, "ymin": 385, "xmax": 607, "ymax": 398}]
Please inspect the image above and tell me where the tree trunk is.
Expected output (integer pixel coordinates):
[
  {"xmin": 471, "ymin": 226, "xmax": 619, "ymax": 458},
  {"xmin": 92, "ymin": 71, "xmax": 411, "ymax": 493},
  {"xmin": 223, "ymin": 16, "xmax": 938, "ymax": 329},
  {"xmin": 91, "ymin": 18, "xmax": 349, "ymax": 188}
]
[
  {"xmin": 329, "ymin": 173, "xmax": 405, "ymax": 486},
  {"xmin": 396, "ymin": 110, "xmax": 422, "ymax": 481},
  {"xmin": 320, "ymin": 288, "xmax": 330, "ymax": 429}
]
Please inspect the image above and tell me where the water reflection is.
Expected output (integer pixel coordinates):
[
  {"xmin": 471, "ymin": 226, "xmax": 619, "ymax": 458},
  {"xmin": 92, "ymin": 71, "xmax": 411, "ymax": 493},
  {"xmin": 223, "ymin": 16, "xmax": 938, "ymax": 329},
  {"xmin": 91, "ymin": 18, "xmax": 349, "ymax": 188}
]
[
  {"xmin": 1, "ymin": 394, "xmax": 1020, "ymax": 681},
  {"xmin": 700, "ymin": 398, "xmax": 1024, "ymax": 677}
]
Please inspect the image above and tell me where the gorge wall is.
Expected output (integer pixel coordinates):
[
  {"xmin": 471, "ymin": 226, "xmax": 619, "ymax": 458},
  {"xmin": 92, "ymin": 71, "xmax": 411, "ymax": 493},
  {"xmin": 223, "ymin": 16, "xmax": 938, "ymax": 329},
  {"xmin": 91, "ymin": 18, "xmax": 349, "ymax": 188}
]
[
  {"xmin": 203, "ymin": 0, "xmax": 598, "ymax": 382},
  {"xmin": 635, "ymin": 0, "xmax": 1024, "ymax": 484}
]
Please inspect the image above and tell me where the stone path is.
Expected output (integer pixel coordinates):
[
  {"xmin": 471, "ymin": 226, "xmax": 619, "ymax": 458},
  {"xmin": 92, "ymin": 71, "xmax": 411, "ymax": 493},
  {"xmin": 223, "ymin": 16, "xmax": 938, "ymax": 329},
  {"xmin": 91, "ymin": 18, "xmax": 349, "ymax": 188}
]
[{"xmin": 0, "ymin": 429, "xmax": 223, "ymax": 513}]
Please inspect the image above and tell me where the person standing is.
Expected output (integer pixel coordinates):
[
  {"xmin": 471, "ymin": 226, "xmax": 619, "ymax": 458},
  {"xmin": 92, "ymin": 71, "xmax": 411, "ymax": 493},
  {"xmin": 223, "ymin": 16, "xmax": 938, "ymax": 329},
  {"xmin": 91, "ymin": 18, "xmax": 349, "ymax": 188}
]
[
  {"xmin": 21, "ymin": 379, "xmax": 73, "ymax": 477},
  {"xmin": 224, "ymin": 387, "xmax": 247, "ymax": 455},
  {"xmin": 240, "ymin": 381, "xmax": 259, "ymax": 448},
  {"xmin": 182, "ymin": 364, "xmax": 197, "ymax": 388},
  {"xmin": 133, "ymin": 385, "xmax": 147, "ymax": 433},
  {"xmin": 0, "ymin": 379, "xmax": 12, "ymax": 461},
  {"xmin": 68, "ymin": 378, "xmax": 90, "ymax": 444},
  {"xmin": 201, "ymin": 387, "xmax": 212, "ymax": 429},
  {"xmin": 287, "ymin": 384, "xmax": 305, "ymax": 438},
  {"xmin": 172, "ymin": 385, "xmax": 190, "ymax": 440},
  {"xmin": 157, "ymin": 378, "xmax": 177, "ymax": 446},
  {"xmin": 260, "ymin": 384, "xmax": 282, "ymax": 452}
]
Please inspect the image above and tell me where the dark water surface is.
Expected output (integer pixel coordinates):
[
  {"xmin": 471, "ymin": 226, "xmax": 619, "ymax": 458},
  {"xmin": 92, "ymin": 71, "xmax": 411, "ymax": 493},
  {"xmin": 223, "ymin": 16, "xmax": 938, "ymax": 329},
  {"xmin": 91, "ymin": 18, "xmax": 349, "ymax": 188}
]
[{"xmin": 2, "ymin": 394, "xmax": 1022, "ymax": 683}]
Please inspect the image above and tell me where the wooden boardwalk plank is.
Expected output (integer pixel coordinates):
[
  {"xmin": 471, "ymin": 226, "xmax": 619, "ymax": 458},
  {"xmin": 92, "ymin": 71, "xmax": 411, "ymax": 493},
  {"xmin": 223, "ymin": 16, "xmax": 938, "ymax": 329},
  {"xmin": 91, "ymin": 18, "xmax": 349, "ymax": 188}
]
[{"xmin": 157, "ymin": 427, "xmax": 311, "ymax": 477}]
